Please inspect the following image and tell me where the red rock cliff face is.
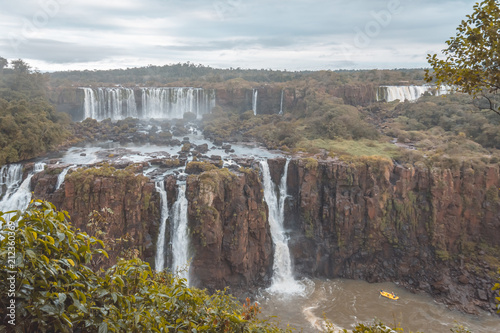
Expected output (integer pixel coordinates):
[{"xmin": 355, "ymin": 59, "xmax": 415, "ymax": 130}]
[
  {"xmin": 185, "ymin": 168, "xmax": 273, "ymax": 291},
  {"xmin": 276, "ymin": 157, "xmax": 500, "ymax": 313},
  {"xmin": 32, "ymin": 166, "xmax": 161, "ymax": 266},
  {"xmin": 29, "ymin": 160, "xmax": 500, "ymax": 313}
]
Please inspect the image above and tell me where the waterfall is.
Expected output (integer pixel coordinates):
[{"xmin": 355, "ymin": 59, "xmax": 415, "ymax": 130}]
[
  {"xmin": 55, "ymin": 165, "xmax": 75, "ymax": 190},
  {"xmin": 141, "ymin": 87, "xmax": 215, "ymax": 119},
  {"xmin": 80, "ymin": 87, "xmax": 137, "ymax": 120},
  {"xmin": 0, "ymin": 162, "xmax": 45, "ymax": 214},
  {"xmin": 260, "ymin": 159, "xmax": 304, "ymax": 294},
  {"xmin": 171, "ymin": 183, "xmax": 190, "ymax": 283},
  {"xmin": 0, "ymin": 164, "xmax": 23, "ymax": 201},
  {"xmin": 252, "ymin": 89, "xmax": 258, "ymax": 116},
  {"xmin": 155, "ymin": 180, "xmax": 169, "ymax": 272},
  {"xmin": 377, "ymin": 85, "xmax": 454, "ymax": 102},
  {"xmin": 279, "ymin": 89, "xmax": 284, "ymax": 115}
]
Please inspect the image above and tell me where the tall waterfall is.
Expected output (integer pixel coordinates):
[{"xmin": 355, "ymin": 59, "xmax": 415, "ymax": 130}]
[
  {"xmin": 171, "ymin": 183, "xmax": 190, "ymax": 283},
  {"xmin": 377, "ymin": 85, "xmax": 454, "ymax": 102},
  {"xmin": 80, "ymin": 87, "xmax": 137, "ymax": 120},
  {"xmin": 141, "ymin": 87, "xmax": 215, "ymax": 119},
  {"xmin": 279, "ymin": 89, "xmax": 284, "ymax": 115},
  {"xmin": 155, "ymin": 180, "xmax": 169, "ymax": 272},
  {"xmin": 0, "ymin": 162, "xmax": 45, "ymax": 214},
  {"xmin": 260, "ymin": 159, "xmax": 304, "ymax": 294},
  {"xmin": 55, "ymin": 165, "xmax": 75, "ymax": 190},
  {"xmin": 252, "ymin": 89, "xmax": 258, "ymax": 116}
]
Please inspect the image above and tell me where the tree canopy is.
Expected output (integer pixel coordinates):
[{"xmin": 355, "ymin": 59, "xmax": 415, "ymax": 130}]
[{"xmin": 426, "ymin": 0, "xmax": 500, "ymax": 115}]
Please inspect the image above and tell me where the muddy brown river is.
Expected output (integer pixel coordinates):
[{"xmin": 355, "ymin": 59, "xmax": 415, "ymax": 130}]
[{"xmin": 258, "ymin": 279, "xmax": 500, "ymax": 332}]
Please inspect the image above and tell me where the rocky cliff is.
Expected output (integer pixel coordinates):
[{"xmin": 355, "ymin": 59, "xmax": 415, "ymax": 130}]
[
  {"xmin": 30, "ymin": 157, "xmax": 500, "ymax": 314},
  {"xmin": 277, "ymin": 157, "xmax": 500, "ymax": 314},
  {"xmin": 51, "ymin": 84, "xmax": 377, "ymax": 120}
]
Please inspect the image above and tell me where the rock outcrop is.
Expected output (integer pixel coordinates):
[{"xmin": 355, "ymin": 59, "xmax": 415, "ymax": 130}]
[
  {"xmin": 279, "ymin": 157, "xmax": 500, "ymax": 314},
  {"xmin": 29, "ymin": 157, "xmax": 500, "ymax": 314}
]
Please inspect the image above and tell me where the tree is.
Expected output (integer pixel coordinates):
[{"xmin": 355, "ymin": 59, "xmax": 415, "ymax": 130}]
[
  {"xmin": 11, "ymin": 59, "xmax": 31, "ymax": 74},
  {"xmin": 0, "ymin": 200, "xmax": 289, "ymax": 332},
  {"xmin": 0, "ymin": 57, "xmax": 7, "ymax": 70},
  {"xmin": 426, "ymin": 0, "xmax": 500, "ymax": 115}
]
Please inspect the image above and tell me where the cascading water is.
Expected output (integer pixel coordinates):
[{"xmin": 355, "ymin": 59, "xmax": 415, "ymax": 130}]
[
  {"xmin": 80, "ymin": 87, "xmax": 137, "ymax": 120},
  {"xmin": 171, "ymin": 182, "xmax": 190, "ymax": 283},
  {"xmin": 55, "ymin": 165, "xmax": 75, "ymax": 190},
  {"xmin": 0, "ymin": 164, "xmax": 23, "ymax": 200},
  {"xmin": 0, "ymin": 162, "xmax": 45, "ymax": 214},
  {"xmin": 377, "ymin": 85, "xmax": 454, "ymax": 102},
  {"xmin": 260, "ymin": 159, "xmax": 304, "ymax": 294},
  {"xmin": 155, "ymin": 180, "xmax": 169, "ymax": 272},
  {"xmin": 279, "ymin": 89, "xmax": 284, "ymax": 115},
  {"xmin": 252, "ymin": 89, "xmax": 258, "ymax": 116},
  {"xmin": 141, "ymin": 87, "xmax": 215, "ymax": 119}
]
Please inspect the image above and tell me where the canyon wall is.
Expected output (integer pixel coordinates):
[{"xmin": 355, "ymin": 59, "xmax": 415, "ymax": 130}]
[
  {"xmin": 52, "ymin": 84, "xmax": 377, "ymax": 120},
  {"xmin": 279, "ymin": 158, "xmax": 500, "ymax": 314},
  {"xmin": 30, "ymin": 158, "xmax": 500, "ymax": 313}
]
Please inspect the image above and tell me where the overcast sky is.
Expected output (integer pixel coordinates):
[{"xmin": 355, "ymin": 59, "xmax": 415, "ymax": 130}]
[{"xmin": 0, "ymin": 0, "xmax": 477, "ymax": 72}]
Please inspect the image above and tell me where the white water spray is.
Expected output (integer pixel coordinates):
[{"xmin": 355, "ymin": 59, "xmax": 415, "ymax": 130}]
[
  {"xmin": 279, "ymin": 89, "xmax": 284, "ymax": 115},
  {"xmin": 0, "ymin": 164, "xmax": 23, "ymax": 200},
  {"xmin": 252, "ymin": 89, "xmax": 258, "ymax": 116},
  {"xmin": 0, "ymin": 162, "xmax": 45, "ymax": 214},
  {"xmin": 155, "ymin": 180, "xmax": 169, "ymax": 271},
  {"xmin": 377, "ymin": 85, "xmax": 453, "ymax": 102},
  {"xmin": 171, "ymin": 183, "xmax": 190, "ymax": 283},
  {"xmin": 260, "ymin": 159, "xmax": 304, "ymax": 294},
  {"xmin": 55, "ymin": 165, "xmax": 75, "ymax": 190}
]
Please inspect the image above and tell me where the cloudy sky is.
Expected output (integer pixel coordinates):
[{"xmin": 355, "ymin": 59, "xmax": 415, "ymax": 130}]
[{"xmin": 0, "ymin": 0, "xmax": 477, "ymax": 72}]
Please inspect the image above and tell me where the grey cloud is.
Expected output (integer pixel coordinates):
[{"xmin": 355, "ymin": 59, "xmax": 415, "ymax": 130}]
[{"xmin": 1, "ymin": 38, "xmax": 123, "ymax": 63}]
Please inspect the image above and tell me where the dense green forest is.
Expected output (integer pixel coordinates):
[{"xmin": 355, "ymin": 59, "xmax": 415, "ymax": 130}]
[{"xmin": 0, "ymin": 60, "xmax": 71, "ymax": 165}]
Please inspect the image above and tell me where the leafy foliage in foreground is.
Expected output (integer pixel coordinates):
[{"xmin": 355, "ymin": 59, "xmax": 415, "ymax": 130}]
[
  {"xmin": 0, "ymin": 201, "xmax": 286, "ymax": 332},
  {"xmin": 426, "ymin": 0, "xmax": 500, "ymax": 115}
]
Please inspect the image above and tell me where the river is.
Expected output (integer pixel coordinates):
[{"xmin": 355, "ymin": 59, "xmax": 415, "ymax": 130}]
[{"xmin": 259, "ymin": 279, "xmax": 500, "ymax": 332}]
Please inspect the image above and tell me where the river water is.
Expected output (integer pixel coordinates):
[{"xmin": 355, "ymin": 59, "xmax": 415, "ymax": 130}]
[{"xmin": 258, "ymin": 279, "xmax": 500, "ymax": 333}]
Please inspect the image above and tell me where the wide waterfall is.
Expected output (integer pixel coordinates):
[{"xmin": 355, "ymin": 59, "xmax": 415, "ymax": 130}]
[
  {"xmin": 141, "ymin": 87, "xmax": 215, "ymax": 119},
  {"xmin": 260, "ymin": 159, "xmax": 304, "ymax": 294},
  {"xmin": 55, "ymin": 165, "xmax": 75, "ymax": 190},
  {"xmin": 0, "ymin": 162, "xmax": 45, "ymax": 214},
  {"xmin": 252, "ymin": 89, "xmax": 258, "ymax": 116},
  {"xmin": 377, "ymin": 85, "xmax": 453, "ymax": 102},
  {"xmin": 155, "ymin": 180, "xmax": 169, "ymax": 272},
  {"xmin": 80, "ymin": 87, "xmax": 215, "ymax": 121},
  {"xmin": 171, "ymin": 183, "xmax": 190, "ymax": 283},
  {"xmin": 80, "ymin": 87, "xmax": 137, "ymax": 120}
]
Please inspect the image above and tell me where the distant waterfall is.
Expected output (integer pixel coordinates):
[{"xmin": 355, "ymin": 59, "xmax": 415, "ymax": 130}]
[
  {"xmin": 252, "ymin": 89, "xmax": 258, "ymax": 116},
  {"xmin": 260, "ymin": 159, "xmax": 304, "ymax": 294},
  {"xmin": 80, "ymin": 87, "xmax": 137, "ymax": 120},
  {"xmin": 279, "ymin": 89, "xmax": 284, "ymax": 115},
  {"xmin": 0, "ymin": 162, "xmax": 45, "ymax": 214},
  {"xmin": 171, "ymin": 183, "xmax": 190, "ymax": 283},
  {"xmin": 55, "ymin": 165, "xmax": 75, "ymax": 190},
  {"xmin": 141, "ymin": 87, "xmax": 216, "ymax": 119},
  {"xmin": 155, "ymin": 180, "xmax": 169, "ymax": 272},
  {"xmin": 377, "ymin": 85, "xmax": 453, "ymax": 102}
]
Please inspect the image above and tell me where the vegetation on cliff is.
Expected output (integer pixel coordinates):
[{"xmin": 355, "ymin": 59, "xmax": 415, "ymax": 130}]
[{"xmin": 0, "ymin": 201, "xmax": 288, "ymax": 332}]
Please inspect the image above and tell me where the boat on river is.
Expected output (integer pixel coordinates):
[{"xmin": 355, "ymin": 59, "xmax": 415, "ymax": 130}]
[{"xmin": 380, "ymin": 290, "xmax": 399, "ymax": 300}]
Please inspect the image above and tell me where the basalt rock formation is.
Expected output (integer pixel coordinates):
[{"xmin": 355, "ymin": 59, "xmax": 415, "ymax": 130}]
[
  {"xmin": 29, "ymin": 157, "xmax": 500, "ymax": 314},
  {"xmin": 280, "ymin": 157, "xmax": 500, "ymax": 314}
]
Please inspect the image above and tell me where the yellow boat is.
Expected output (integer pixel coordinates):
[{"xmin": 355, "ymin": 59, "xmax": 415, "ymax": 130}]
[{"xmin": 380, "ymin": 290, "xmax": 399, "ymax": 300}]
